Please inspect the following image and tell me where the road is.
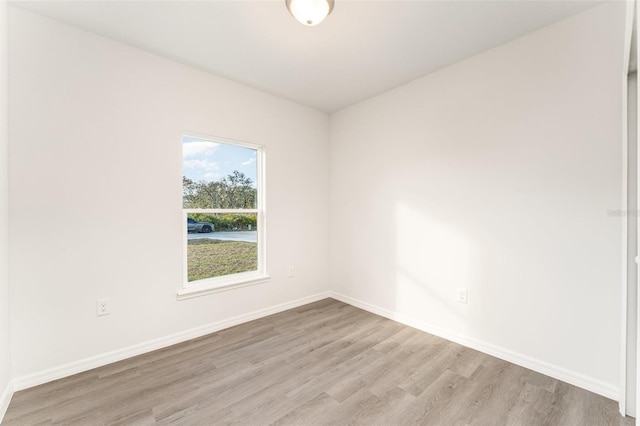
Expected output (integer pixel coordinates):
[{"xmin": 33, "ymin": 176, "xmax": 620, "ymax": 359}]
[{"xmin": 187, "ymin": 231, "xmax": 257, "ymax": 243}]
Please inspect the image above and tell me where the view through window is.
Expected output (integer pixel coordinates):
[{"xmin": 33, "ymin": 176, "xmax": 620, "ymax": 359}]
[{"xmin": 182, "ymin": 135, "xmax": 263, "ymax": 286}]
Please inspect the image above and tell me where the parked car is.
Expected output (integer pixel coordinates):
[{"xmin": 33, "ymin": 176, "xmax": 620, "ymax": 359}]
[{"xmin": 187, "ymin": 217, "xmax": 214, "ymax": 233}]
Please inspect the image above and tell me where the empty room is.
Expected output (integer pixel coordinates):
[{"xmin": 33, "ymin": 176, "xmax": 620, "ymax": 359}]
[{"xmin": 0, "ymin": 0, "xmax": 638, "ymax": 424}]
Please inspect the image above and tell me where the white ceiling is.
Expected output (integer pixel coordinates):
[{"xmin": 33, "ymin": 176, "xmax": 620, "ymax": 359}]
[{"xmin": 12, "ymin": 0, "xmax": 605, "ymax": 113}]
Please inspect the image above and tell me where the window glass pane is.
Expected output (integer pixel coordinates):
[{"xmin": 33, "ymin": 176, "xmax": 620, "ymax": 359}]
[
  {"xmin": 186, "ymin": 213, "xmax": 258, "ymax": 282},
  {"xmin": 183, "ymin": 136, "xmax": 258, "ymax": 209}
]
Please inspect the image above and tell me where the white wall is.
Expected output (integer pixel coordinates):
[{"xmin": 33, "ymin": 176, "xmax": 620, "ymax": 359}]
[
  {"xmin": 329, "ymin": 1, "xmax": 625, "ymax": 397},
  {"xmin": 0, "ymin": 0, "xmax": 12, "ymax": 419},
  {"xmin": 627, "ymin": 72, "xmax": 637, "ymax": 415},
  {"xmin": 8, "ymin": 6, "xmax": 329, "ymax": 381},
  {"xmin": 4, "ymin": 0, "xmax": 630, "ymax": 406}
]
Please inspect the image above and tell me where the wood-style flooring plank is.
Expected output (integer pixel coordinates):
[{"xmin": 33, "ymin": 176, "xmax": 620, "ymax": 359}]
[{"xmin": 2, "ymin": 298, "xmax": 634, "ymax": 425}]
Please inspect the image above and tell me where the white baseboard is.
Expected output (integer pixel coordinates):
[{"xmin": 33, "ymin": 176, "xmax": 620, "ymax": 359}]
[
  {"xmin": 0, "ymin": 380, "xmax": 13, "ymax": 424},
  {"xmin": 329, "ymin": 291, "xmax": 619, "ymax": 401},
  {"xmin": 12, "ymin": 291, "xmax": 331, "ymax": 392},
  {"xmin": 9, "ymin": 290, "xmax": 619, "ymax": 404}
]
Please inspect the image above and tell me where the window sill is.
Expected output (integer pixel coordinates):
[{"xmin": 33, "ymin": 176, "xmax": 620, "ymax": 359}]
[{"xmin": 177, "ymin": 272, "xmax": 270, "ymax": 300}]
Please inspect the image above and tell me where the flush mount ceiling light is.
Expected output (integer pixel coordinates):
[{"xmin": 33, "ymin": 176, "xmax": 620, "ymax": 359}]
[{"xmin": 285, "ymin": 0, "xmax": 335, "ymax": 26}]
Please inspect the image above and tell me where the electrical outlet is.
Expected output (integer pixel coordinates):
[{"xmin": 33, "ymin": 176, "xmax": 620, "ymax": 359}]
[
  {"xmin": 96, "ymin": 298, "xmax": 111, "ymax": 316},
  {"xmin": 457, "ymin": 289, "xmax": 468, "ymax": 304},
  {"xmin": 288, "ymin": 266, "xmax": 295, "ymax": 278}
]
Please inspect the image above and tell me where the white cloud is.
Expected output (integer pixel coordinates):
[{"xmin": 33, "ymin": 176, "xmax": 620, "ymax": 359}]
[
  {"xmin": 204, "ymin": 172, "xmax": 219, "ymax": 180},
  {"xmin": 241, "ymin": 157, "xmax": 256, "ymax": 166},
  {"xmin": 183, "ymin": 158, "xmax": 220, "ymax": 181},
  {"xmin": 183, "ymin": 141, "xmax": 222, "ymax": 182},
  {"xmin": 183, "ymin": 158, "xmax": 217, "ymax": 170},
  {"xmin": 183, "ymin": 141, "xmax": 219, "ymax": 159}
]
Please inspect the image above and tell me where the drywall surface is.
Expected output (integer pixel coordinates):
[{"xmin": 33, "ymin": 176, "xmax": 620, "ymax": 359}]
[
  {"xmin": 329, "ymin": 2, "xmax": 625, "ymax": 394},
  {"xmin": 8, "ymin": 6, "xmax": 329, "ymax": 379},
  {"xmin": 628, "ymin": 72, "xmax": 638, "ymax": 415},
  {"xmin": 0, "ymin": 0, "xmax": 12, "ymax": 418}
]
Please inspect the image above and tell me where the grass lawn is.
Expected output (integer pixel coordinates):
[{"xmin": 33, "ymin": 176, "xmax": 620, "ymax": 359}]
[{"xmin": 188, "ymin": 239, "xmax": 257, "ymax": 281}]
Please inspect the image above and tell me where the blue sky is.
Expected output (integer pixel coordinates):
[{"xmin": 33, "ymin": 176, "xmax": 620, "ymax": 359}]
[{"xmin": 182, "ymin": 136, "xmax": 257, "ymax": 186}]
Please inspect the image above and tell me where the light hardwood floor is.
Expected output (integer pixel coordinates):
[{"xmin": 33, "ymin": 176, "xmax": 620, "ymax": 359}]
[{"xmin": 3, "ymin": 298, "xmax": 634, "ymax": 425}]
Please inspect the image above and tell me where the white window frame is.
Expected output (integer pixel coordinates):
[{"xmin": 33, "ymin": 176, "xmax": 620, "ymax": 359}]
[{"xmin": 178, "ymin": 133, "xmax": 268, "ymax": 300}]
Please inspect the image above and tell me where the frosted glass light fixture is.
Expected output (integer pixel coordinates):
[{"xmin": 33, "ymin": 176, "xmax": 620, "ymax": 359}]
[{"xmin": 285, "ymin": 0, "xmax": 335, "ymax": 26}]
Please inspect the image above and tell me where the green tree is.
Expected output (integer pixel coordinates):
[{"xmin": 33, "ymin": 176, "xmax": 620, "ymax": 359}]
[
  {"xmin": 183, "ymin": 171, "xmax": 257, "ymax": 209},
  {"xmin": 221, "ymin": 170, "xmax": 256, "ymax": 208}
]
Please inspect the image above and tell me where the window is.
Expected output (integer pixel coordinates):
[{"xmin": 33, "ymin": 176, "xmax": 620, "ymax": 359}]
[{"xmin": 179, "ymin": 134, "xmax": 267, "ymax": 299}]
